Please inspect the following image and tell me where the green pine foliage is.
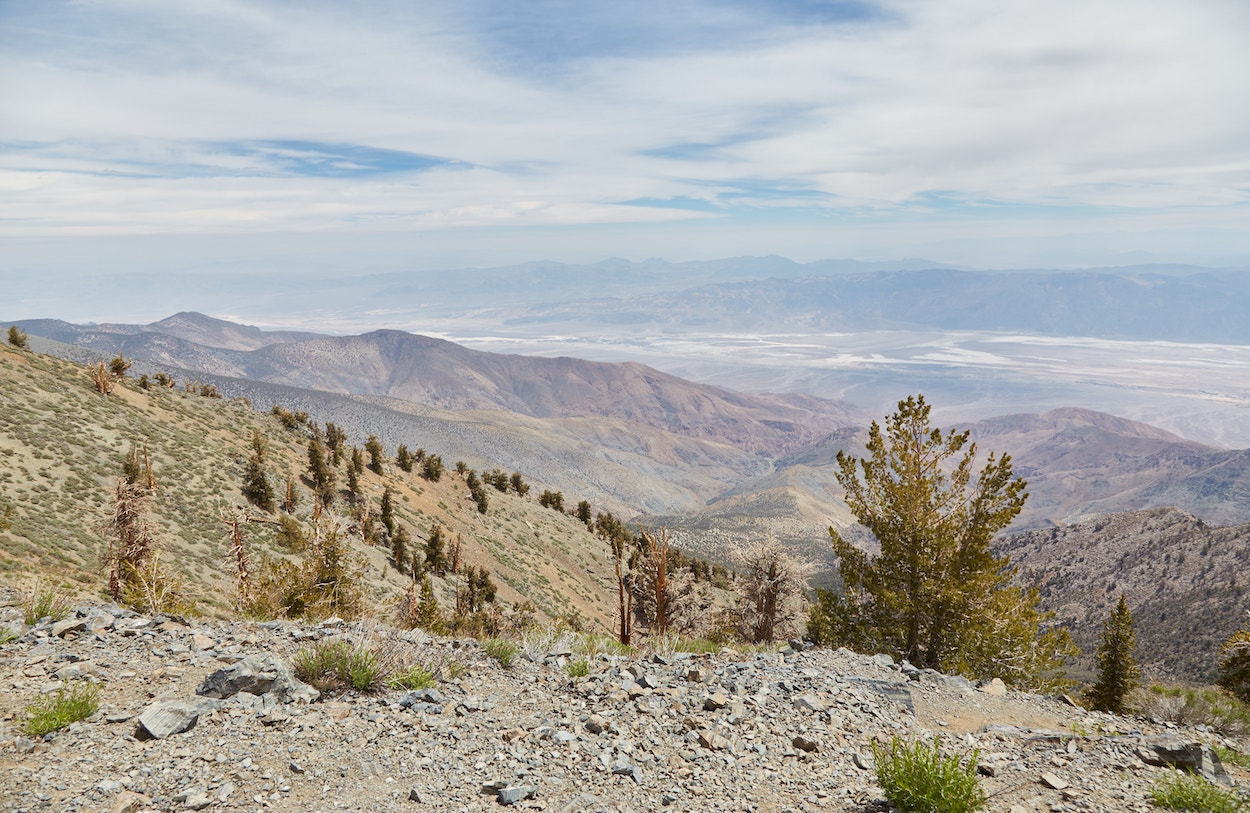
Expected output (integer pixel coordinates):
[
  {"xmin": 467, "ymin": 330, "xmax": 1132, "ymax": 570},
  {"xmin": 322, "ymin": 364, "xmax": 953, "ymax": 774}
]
[
  {"xmin": 365, "ymin": 434, "xmax": 385, "ymax": 475},
  {"xmin": 241, "ymin": 429, "xmax": 275, "ymax": 512},
  {"xmin": 7, "ymin": 326, "xmax": 29, "ymax": 349},
  {"xmin": 396, "ymin": 444, "xmax": 415, "ymax": 473},
  {"xmin": 1088, "ymin": 594, "xmax": 1141, "ymax": 714},
  {"xmin": 1218, "ymin": 613, "xmax": 1250, "ymax": 706},
  {"xmin": 814, "ymin": 395, "xmax": 1075, "ymax": 690},
  {"xmin": 421, "ymin": 454, "xmax": 444, "ymax": 482}
]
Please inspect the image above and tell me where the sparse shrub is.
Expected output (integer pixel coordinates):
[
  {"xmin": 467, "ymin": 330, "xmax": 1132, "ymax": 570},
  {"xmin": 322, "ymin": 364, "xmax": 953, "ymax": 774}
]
[
  {"xmin": 21, "ymin": 579, "xmax": 72, "ymax": 625},
  {"xmin": 293, "ymin": 640, "xmax": 381, "ymax": 693},
  {"xmin": 1215, "ymin": 744, "xmax": 1250, "ymax": 771},
  {"xmin": 24, "ymin": 682, "xmax": 101, "ymax": 738},
  {"xmin": 567, "ymin": 659, "xmax": 589, "ymax": 678},
  {"xmin": 421, "ymin": 454, "xmax": 444, "ymax": 482},
  {"xmin": 871, "ymin": 737, "xmax": 985, "ymax": 813},
  {"xmin": 483, "ymin": 637, "xmax": 519, "ymax": 669},
  {"xmin": 1133, "ymin": 684, "xmax": 1250, "ymax": 737},
  {"xmin": 8, "ymin": 326, "xmax": 29, "ymax": 349},
  {"xmin": 1219, "ymin": 613, "xmax": 1250, "ymax": 706},
  {"xmin": 107, "ymin": 352, "xmax": 132, "ymax": 379},
  {"xmin": 1150, "ymin": 770, "xmax": 1246, "ymax": 813},
  {"xmin": 387, "ymin": 665, "xmax": 436, "ymax": 691}
]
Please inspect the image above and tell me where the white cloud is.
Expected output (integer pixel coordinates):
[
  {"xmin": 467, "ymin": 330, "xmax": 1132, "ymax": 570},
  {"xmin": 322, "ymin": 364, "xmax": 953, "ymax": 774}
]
[{"xmin": 0, "ymin": 0, "xmax": 1247, "ymax": 266}]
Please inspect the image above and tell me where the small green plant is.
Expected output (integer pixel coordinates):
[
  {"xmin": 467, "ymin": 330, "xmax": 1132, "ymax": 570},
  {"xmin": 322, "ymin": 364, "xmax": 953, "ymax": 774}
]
[
  {"xmin": 1135, "ymin": 684, "xmax": 1250, "ymax": 737},
  {"xmin": 567, "ymin": 659, "xmax": 590, "ymax": 678},
  {"xmin": 1214, "ymin": 744, "xmax": 1250, "ymax": 771},
  {"xmin": 24, "ymin": 682, "xmax": 101, "ymax": 738},
  {"xmin": 0, "ymin": 628, "xmax": 17, "ymax": 645},
  {"xmin": 387, "ymin": 665, "xmax": 436, "ymax": 691},
  {"xmin": 442, "ymin": 657, "xmax": 469, "ymax": 681},
  {"xmin": 872, "ymin": 736, "xmax": 985, "ymax": 813},
  {"xmin": 22, "ymin": 581, "xmax": 73, "ymax": 625},
  {"xmin": 1150, "ymin": 770, "xmax": 1246, "ymax": 813},
  {"xmin": 483, "ymin": 637, "xmax": 519, "ymax": 669},
  {"xmin": 293, "ymin": 640, "xmax": 381, "ymax": 693}
]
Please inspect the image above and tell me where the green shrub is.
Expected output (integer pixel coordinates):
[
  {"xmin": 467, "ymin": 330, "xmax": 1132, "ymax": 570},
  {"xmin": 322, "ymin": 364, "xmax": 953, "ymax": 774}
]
[
  {"xmin": 293, "ymin": 640, "xmax": 381, "ymax": 693},
  {"xmin": 0, "ymin": 628, "xmax": 16, "ymax": 645},
  {"xmin": 1214, "ymin": 744, "xmax": 1250, "ymax": 771},
  {"xmin": 22, "ymin": 581, "xmax": 72, "ymax": 625},
  {"xmin": 1150, "ymin": 771, "xmax": 1246, "ymax": 813},
  {"xmin": 872, "ymin": 737, "xmax": 985, "ymax": 813},
  {"xmin": 1135, "ymin": 684, "xmax": 1250, "ymax": 737},
  {"xmin": 387, "ymin": 665, "xmax": 436, "ymax": 691},
  {"xmin": 25, "ymin": 682, "xmax": 101, "ymax": 737},
  {"xmin": 483, "ymin": 638, "xmax": 519, "ymax": 669},
  {"xmin": 567, "ymin": 659, "xmax": 589, "ymax": 678}
]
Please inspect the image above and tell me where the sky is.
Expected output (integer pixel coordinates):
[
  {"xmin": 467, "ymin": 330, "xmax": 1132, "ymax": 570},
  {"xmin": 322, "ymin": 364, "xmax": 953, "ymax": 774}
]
[{"xmin": 3, "ymin": 0, "xmax": 1250, "ymax": 290}]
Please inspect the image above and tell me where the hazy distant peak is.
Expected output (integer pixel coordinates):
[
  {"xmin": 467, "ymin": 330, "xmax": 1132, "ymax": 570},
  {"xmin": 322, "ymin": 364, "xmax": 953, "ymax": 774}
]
[{"xmin": 970, "ymin": 407, "xmax": 1196, "ymax": 444}]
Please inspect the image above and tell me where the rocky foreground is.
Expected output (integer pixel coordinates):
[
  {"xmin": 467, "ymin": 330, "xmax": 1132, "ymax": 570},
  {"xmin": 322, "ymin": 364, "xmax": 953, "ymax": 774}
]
[{"xmin": 2, "ymin": 598, "xmax": 1246, "ymax": 813}]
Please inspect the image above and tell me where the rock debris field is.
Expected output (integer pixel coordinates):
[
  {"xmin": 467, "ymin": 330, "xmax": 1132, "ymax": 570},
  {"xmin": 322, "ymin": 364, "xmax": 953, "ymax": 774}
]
[{"xmin": 2, "ymin": 596, "xmax": 1246, "ymax": 813}]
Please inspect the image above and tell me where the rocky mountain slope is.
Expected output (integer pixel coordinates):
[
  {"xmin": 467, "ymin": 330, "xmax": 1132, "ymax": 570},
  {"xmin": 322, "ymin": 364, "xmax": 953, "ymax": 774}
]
[
  {"xmin": 3, "ymin": 594, "xmax": 1246, "ymax": 813},
  {"xmin": 0, "ymin": 345, "xmax": 640, "ymax": 629},
  {"xmin": 1001, "ymin": 507, "xmax": 1250, "ymax": 682}
]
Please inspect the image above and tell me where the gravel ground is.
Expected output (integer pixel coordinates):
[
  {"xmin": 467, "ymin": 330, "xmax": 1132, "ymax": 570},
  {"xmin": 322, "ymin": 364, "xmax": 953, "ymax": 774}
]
[{"xmin": 2, "ymin": 596, "xmax": 1247, "ymax": 813}]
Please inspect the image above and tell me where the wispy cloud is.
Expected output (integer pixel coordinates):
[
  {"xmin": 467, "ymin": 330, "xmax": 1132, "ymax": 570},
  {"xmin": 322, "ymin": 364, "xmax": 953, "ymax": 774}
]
[{"xmin": 1, "ymin": 0, "xmax": 1247, "ymax": 266}]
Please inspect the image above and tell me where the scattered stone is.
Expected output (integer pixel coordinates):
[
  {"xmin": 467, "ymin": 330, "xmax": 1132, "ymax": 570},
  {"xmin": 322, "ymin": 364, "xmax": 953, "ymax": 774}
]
[
  {"xmin": 496, "ymin": 785, "xmax": 537, "ymax": 805},
  {"xmin": 1136, "ymin": 736, "xmax": 1230, "ymax": 784},
  {"xmin": 702, "ymin": 692, "xmax": 728, "ymax": 711},
  {"xmin": 979, "ymin": 678, "xmax": 1008, "ymax": 696},
  {"xmin": 195, "ymin": 653, "xmax": 319, "ymax": 704},
  {"xmin": 1040, "ymin": 771, "xmax": 1068, "ymax": 790},
  {"xmin": 137, "ymin": 697, "xmax": 221, "ymax": 739},
  {"xmin": 792, "ymin": 735, "xmax": 819, "ymax": 753},
  {"xmin": 52, "ymin": 617, "xmax": 88, "ymax": 637}
]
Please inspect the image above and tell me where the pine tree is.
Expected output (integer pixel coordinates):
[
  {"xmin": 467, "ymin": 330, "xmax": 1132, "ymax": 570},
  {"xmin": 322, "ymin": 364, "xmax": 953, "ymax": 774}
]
[
  {"xmin": 380, "ymin": 486, "xmax": 396, "ymax": 537},
  {"xmin": 816, "ymin": 394, "xmax": 1075, "ymax": 689},
  {"xmin": 7, "ymin": 326, "xmax": 28, "ymax": 349},
  {"xmin": 415, "ymin": 575, "xmax": 443, "ymax": 632},
  {"xmin": 575, "ymin": 500, "xmax": 593, "ymax": 528},
  {"xmin": 425, "ymin": 525, "xmax": 447, "ymax": 576},
  {"xmin": 324, "ymin": 422, "xmax": 347, "ymax": 467},
  {"xmin": 307, "ymin": 438, "xmax": 335, "ymax": 507},
  {"xmin": 282, "ymin": 473, "xmax": 299, "ymax": 514},
  {"xmin": 421, "ymin": 454, "xmax": 444, "ymax": 482},
  {"xmin": 1088, "ymin": 594, "xmax": 1141, "ymax": 714},
  {"xmin": 391, "ymin": 523, "xmax": 410, "ymax": 572},
  {"xmin": 241, "ymin": 429, "xmax": 275, "ymax": 512},
  {"xmin": 365, "ymin": 435, "xmax": 385, "ymax": 475},
  {"xmin": 396, "ymin": 444, "xmax": 415, "ymax": 473}
]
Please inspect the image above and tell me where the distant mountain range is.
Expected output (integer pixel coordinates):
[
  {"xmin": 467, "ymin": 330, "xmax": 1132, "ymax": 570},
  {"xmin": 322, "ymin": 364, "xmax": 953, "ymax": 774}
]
[{"xmin": 422, "ymin": 263, "xmax": 1250, "ymax": 343}]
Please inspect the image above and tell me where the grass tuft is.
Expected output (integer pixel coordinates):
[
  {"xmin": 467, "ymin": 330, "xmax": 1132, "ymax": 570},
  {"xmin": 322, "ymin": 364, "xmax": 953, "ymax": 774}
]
[
  {"xmin": 387, "ymin": 665, "xmax": 436, "ymax": 691},
  {"xmin": 872, "ymin": 736, "xmax": 985, "ymax": 813},
  {"xmin": 22, "ymin": 580, "xmax": 72, "ymax": 625},
  {"xmin": 1150, "ymin": 770, "xmax": 1247, "ymax": 813},
  {"xmin": 566, "ymin": 659, "xmax": 590, "ymax": 678},
  {"xmin": 24, "ymin": 682, "xmax": 101, "ymax": 738},
  {"xmin": 1135, "ymin": 684, "xmax": 1250, "ymax": 737},
  {"xmin": 293, "ymin": 640, "xmax": 381, "ymax": 693},
  {"xmin": 483, "ymin": 637, "xmax": 519, "ymax": 669}
]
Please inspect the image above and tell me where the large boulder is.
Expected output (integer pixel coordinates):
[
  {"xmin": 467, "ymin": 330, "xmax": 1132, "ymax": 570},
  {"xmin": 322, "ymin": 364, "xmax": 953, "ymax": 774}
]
[
  {"xmin": 1136, "ymin": 736, "xmax": 1230, "ymax": 785},
  {"xmin": 137, "ymin": 698, "xmax": 222, "ymax": 739},
  {"xmin": 196, "ymin": 653, "xmax": 319, "ymax": 704}
]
